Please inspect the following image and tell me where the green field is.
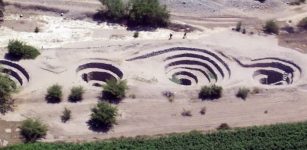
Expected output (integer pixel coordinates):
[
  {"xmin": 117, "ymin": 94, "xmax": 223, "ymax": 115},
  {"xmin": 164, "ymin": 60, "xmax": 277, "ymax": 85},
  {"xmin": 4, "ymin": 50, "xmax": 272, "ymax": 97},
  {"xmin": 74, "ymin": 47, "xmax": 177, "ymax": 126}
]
[{"xmin": 4, "ymin": 122, "xmax": 307, "ymax": 150}]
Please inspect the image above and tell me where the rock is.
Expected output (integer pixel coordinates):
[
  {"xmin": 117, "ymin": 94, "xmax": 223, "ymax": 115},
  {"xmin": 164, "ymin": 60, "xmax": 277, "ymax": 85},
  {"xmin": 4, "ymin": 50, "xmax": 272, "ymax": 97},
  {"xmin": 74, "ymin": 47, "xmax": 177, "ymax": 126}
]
[
  {"xmin": 2, "ymin": 140, "xmax": 8, "ymax": 147},
  {"xmin": 0, "ymin": 139, "xmax": 9, "ymax": 147},
  {"xmin": 4, "ymin": 128, "xmax": 11, "ymax": 133}
]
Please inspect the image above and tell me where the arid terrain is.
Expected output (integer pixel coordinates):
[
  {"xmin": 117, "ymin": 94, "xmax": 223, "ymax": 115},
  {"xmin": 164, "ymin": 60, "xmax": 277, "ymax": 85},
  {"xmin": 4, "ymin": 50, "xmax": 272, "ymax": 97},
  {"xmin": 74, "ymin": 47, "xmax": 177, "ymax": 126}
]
[{"xmin": 1, "ymin": 0, "xmax": 307, "ymax": 147}]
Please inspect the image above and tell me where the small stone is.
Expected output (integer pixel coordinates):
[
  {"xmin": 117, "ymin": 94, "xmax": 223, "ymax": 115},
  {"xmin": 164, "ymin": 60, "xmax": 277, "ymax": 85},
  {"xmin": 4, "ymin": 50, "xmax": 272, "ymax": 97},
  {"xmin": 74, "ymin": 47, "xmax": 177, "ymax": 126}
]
[
  {"xmin": 2, "ymin": 140, "xmax": 8, "ymax": 146},
  {"xmin": 4, "ymin": 128, "xmax": 11, "ymax": 133},
  {"xmin": 15, "ymin": 128, "xmax": 20, "ymax": 132}
]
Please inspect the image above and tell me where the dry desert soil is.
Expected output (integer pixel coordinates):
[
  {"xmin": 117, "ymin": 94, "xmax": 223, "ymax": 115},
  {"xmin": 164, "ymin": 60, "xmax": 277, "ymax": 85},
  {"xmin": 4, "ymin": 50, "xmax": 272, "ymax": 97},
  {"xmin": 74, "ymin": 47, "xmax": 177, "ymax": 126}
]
[{"xmin": 1, "ymin": 0, "xmax": 307, "ymax": 146}]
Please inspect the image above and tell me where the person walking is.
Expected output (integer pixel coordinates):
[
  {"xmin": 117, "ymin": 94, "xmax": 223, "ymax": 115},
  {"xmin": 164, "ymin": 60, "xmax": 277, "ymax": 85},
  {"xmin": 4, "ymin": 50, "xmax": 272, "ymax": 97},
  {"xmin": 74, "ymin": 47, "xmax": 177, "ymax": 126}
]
[{"xmin": 183, "ymin": 32, "xmax": 187, "ymax": 39}]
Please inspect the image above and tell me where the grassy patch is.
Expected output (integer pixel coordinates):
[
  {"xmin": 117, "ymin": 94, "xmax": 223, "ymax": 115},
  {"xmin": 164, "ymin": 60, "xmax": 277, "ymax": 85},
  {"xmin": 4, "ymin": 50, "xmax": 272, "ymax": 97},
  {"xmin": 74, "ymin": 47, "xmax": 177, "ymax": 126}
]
[{"xmin": 5, "ymin": 121, "xmax": 307, "ymax": 149}]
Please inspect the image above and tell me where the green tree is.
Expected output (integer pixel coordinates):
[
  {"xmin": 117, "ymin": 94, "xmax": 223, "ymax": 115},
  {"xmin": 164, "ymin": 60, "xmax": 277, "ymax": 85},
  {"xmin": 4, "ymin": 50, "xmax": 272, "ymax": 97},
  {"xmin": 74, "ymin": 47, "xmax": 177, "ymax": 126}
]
[
  {"xmin": 0, "ymin": 74, "xmax": 16, "ymax": 114},
  {"xmin": 68, "ymin": 86, "xmax": 84, "ymax": 102},
  {"xmin": 128, "ymin": 0, "xmax": 170, "ymax": 27},
  {"xmin": 45, "ymin": 84, "xmax": 62, "ymax": 103},
  {"xmin": 298, "ymin": 17, "xmax": 307, "ymax": 29},
  {"xmin": 264, "ymin": 20, "xmax": 279, "ymax": 34},
  {"xmin": 20, "ymin": 118, "xmax": 48, "ymax": 143},
  {"xmin": 102, "ymin": 79, "xmax": 128, "ymax": 103},
  {"xmin": 199, "ymin": 84, "xmax": 223, "ymax": 100},
  {"xmin": 99, "ymin": 0, "xmax": 126, "ymax": 21},
  {"xmin": 88, "ymin": 102, "xmax": 118, "ymax": 131},
  {"xmin": 7, "ymin": 40, "xmax": 40, "ymax": 60},
  {"xmin": 236, "ymin": 87, "xmax": 250, "ymax": 100}
]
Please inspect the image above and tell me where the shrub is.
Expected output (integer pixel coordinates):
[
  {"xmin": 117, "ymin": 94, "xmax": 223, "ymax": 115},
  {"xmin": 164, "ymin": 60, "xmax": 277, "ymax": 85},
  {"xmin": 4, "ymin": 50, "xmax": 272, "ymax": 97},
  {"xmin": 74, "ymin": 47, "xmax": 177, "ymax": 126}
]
[
  {"xmin": 0, "ymin": 74, "xmax": 16, "ymax": 114},
  {"xmin": 45, "ymin": 84, "xmax": 62, "ymax": 103},
  {"xmin": 200, "ymin": 107, "xmax": 206, "ymax": 115},
  {"xmin": 68, "ymin": 86, "xmax": 84, "ymax": 102},
  {"xmin": 20, "ymin": 118, "xmax": 47, "ymax": 142},
  {"xmin": 251, "ymin": 87, "xmax": 260, "ymax": 94},
  {"xmin": 133, "ymin": 31, "xmax": 139, "ymax": 38},
  {"xmin": 61, "ymin": 108, "xmax": 71, "ymax": 123},
  {"xmin": 263, "ymin": 20, "xmax": 279, "ymax": 34},
  {"xmin": 217, "ymin": 123, "xmax": 231, "ymax": 130},
  {"xmin": 128, "ymin": 0, "xmax": 170, "ymax": 27},
  {"xmin": 99, "ymin": 0, "xmax": 126, "ymax": 21},
  {"xmin": 88, "ymin": 102, "xmax": 118, "ymax": 131},
  {"xmin": 236, "ymin": 87, "xmax": 250, "ymax": 100},
  {"xmin": 34, "ymin": 27, "xmax": 40, "ymax": 33},
  {"xmin": 102, "ymin": 79, "xmax": 128, "ymax": 103},
  {"xmin": 181, "ymin": 109, "xmax": 192, "ymax": 117},
  {"xmin": 7, "ymin": 40, "xmax": 40, "ymax": 60},
  {"xmin": 235, "ymin": 21, "xmax": 242, "ymax": 32},
  {"xmin": 242, "ymin": 28, "xmax": 246, "ymax": 34},
  {"xmin": 199, "ymin": 85, "xmax": 223, "ymax": 100},
  {"xmin": 162, "ymin": 91, "xmax": 175, "ymax": 102},
  {"xmin": 298, "ymin": 17, "xmax": 307, "ymax": 30}
]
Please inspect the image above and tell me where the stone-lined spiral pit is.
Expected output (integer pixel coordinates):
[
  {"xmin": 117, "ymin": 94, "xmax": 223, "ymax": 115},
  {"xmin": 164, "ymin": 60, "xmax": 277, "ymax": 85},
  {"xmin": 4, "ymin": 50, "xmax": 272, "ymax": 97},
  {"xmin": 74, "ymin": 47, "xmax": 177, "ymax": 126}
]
[
  {"xmin": 127, "ymin": 47, "xmax": 231, "ymax": 86},
  {"xmin": 235, "ymin": 57, "xmax": 301, "ymax": 86},
  {"xmin": 0, "ymin": 60, "xmax": 30, "ymax": 86},
  {"xmin": 76, "ymin": 60, "xmax": 123, "ymax": 87}
]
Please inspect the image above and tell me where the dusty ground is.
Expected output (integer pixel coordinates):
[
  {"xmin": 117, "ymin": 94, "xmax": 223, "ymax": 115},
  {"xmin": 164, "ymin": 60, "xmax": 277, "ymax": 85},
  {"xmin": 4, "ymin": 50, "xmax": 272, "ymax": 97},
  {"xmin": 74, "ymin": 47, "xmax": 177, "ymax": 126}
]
[{"xmin": 1, "ymin": 0, "xmax": 307, "ymax": 146}]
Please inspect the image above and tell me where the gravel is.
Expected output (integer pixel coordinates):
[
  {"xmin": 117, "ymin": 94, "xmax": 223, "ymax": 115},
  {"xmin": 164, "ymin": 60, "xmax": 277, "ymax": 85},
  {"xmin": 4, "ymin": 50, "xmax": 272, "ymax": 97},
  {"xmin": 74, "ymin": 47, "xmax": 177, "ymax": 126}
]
[{"xmin": 161, "ymin": 0, "xmax": 296, "ymax": 16}]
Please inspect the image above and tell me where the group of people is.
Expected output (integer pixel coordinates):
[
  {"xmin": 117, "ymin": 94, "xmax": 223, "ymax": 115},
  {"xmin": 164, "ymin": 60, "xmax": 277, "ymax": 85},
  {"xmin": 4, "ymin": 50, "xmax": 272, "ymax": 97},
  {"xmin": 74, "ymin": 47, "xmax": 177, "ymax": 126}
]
[{"xmin": 169, "ymin": 32, "xmax": 188, "ymax": 40}]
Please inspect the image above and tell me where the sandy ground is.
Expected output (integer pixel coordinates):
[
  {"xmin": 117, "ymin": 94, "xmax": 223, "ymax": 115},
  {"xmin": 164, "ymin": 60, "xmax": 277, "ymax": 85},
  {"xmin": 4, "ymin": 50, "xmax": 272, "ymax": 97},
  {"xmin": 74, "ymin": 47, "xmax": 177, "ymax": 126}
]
[{"xmin": 1, "ymin": 0, "xmax": 307, "ymax": 146}]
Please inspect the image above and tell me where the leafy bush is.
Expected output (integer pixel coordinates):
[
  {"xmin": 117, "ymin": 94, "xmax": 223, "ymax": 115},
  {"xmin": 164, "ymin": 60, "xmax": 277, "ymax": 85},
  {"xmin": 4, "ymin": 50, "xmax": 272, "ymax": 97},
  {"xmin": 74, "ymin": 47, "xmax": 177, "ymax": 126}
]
[
  {"xmin": 99, "ymin": 0, "xmax": 126, "ymax": 21},
  {"xmin": 298, "ymin": 17, "xmax": 307, "ymax": 30},
  {"xmin": 162, "ymin": 91, "xmax": 175, "ymax": 102},
  {"xmin": 199, "ymin": 85, "xmax": 223, "ymax": 100},
  {"xmin": 263, "ymin": 20, "xmax": 279, "ymax": 34},
  {"xmin": 88, "ymin": 102, "xmax": 118, "ymax": 131},
  {"xmin": 235, "ymin": 21, "xmax": 242, "ymax": 32},
  {"xmin": 98, "ymin": 0, "xmax": 170, "ymax": 28},
  {"xmin": 200, "ymin": 107, "xmax": 206, "ymax": 115},
  {"xmin": 0, "ymin": 74, "xmax": 16, "ymax": 114},
  {"xmin": 68, "ymin": 86, "xmax": 84, "ymax": 102},
  {"xmin": 181, "ymin": 109, "xmax": 192, "ymax": 117},
  {"xmin": 128, "ymin": 0, "xmax": 170, "ymax": 27},
  {"xmin": 102, "ymin": 79, "xmax": 128, "ymax": 103},
  {"xmin": 236, "ymin": 87, "xmax": 250, "ymax": 100},
  {"xmin": 45, "ymin": 84, "xmax": 62, "ymax": 103},
  {"xmin": 133, "ymin": 31, "xmax": 139, "ymax": 38},
  {"xmin": 20, "ymin": 118, "xmax": 47, "ymax": 143},
  {"xmin": 34, "ymin": 27, "xmax": 40, "ymax": 33},
  {"xmin": 61, "ymin": 108, "xmax": 71, "ymax": 123},
  {"xmin": 7, "ymin": 40, "xmax": 40, "ymax": 60}
]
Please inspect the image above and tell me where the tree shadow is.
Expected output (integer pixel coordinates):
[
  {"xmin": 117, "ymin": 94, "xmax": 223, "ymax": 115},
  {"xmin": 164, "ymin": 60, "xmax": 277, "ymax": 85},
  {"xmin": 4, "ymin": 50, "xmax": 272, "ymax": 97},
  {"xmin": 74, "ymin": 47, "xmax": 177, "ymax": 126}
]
[
  {"xmin": 45, "ymin": 95, "xmax": 61, "ymax": 104},
  {"xmin": 87, "ymin": 119, "xmax": 112, "ymax": 132},
  {"xmin": 92, "ymin": 11, "xmax": 158, "ymax": 32},
  {"xmin": 99, "ymin": 91, "xmax": 122, "ymax": 104},
  {"xmin": 4, "ymin": 53, "xmax": 22, "ymax": 61}
]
